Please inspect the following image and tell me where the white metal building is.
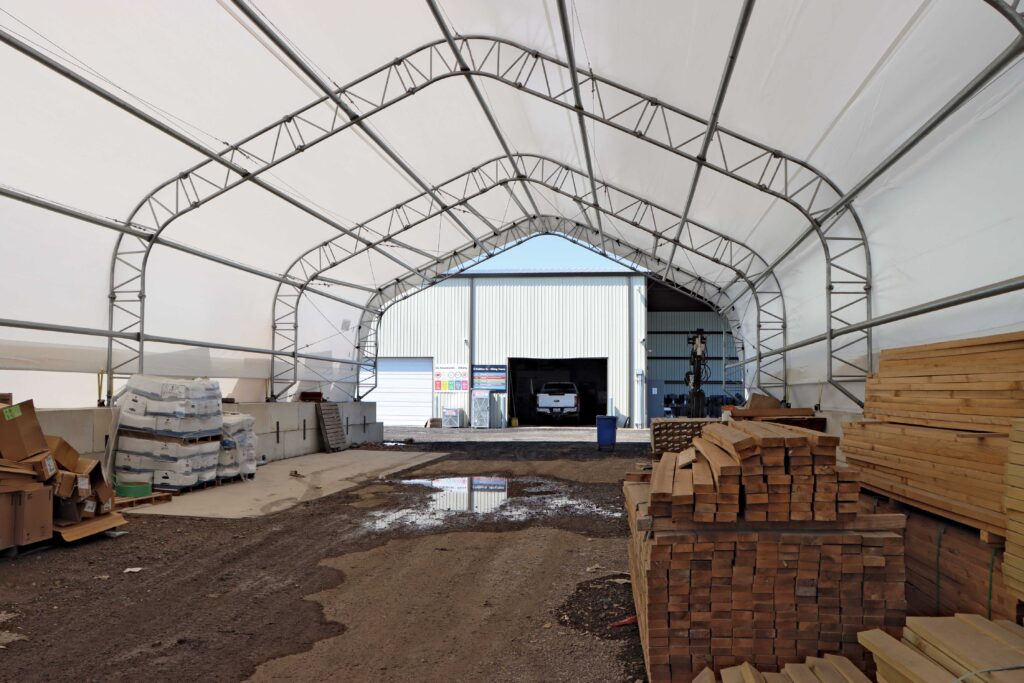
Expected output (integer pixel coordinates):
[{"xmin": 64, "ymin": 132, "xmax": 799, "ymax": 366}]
[{"xmin": 368, "ymin": 270, "xmax": 739, "ymax": 427}]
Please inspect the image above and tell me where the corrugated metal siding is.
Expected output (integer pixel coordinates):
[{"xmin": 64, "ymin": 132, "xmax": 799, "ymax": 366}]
[
  {"xmin": 377, "ymin": 281, "xmax": 470, "ymax": 364},
  {"xmin": 474, "ymin": 276, "xmax": 632, "ymax": 421}
]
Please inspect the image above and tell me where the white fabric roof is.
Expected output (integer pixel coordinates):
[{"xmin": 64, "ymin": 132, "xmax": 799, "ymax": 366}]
[{"xmin": 0, "ymin": 0, "xmax": 1021, "ymax": 408}]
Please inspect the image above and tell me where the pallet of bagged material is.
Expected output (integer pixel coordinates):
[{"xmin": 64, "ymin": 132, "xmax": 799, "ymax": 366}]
[
  {"xmin": 627, "ymin": 479, "xmax": 906, "ymax": 682},
  {"xmin": 859, "ymin": 613, "xmax": 1024, "ymax": 683},
  {"xmin": 864, "ymin": 331, "xmax": 1024, "ymax": 432},
  {"xmin": 860, "ymin": 493, "xmax": 1020, "ymax": 621},
  {"xmin": 843, "ymin": 420, "xmax": 1009, "ymax": 535}
]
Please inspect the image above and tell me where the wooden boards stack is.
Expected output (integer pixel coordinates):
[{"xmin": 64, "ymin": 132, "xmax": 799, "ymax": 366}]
[
  {"xmin": 864, "ymin": 330, "xmax": 1024, "ymax": 432},
  {"xmin": 646, "ymin": 422, "xmax": 859, "ymax": 527},
  {"xmin": 843, "ymin": 420, "xmax": 1009, "ymax": 535},
  {"xmin": 862, "ymin": 493, "xmax": 1019, "ymax": 621},
  {"xmin": 858, "ymin": 613, "xmax": 1024, "ymax": 683},
  {"xmin": 1003, "ymin": 420, "xmax": 1024, "ymax": 601},
  {"xmin": 682, "ymin": 654, "xmax": 872, "ymax": 682},
  {"xmin": 626, "ymin": 478, "xmax": 906, "ymax": 682},
  {"xmin": 651, "ymin": 418, "xmax": 717, "ymax": 456}
]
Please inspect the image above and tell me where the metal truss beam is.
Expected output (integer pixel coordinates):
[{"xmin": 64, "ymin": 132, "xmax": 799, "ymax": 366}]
[
  {"xmin": 77, "ymin": 33, "xmax": 868, "ymax": 402},
  {"xmin": 425, "ymin": 0, "xmax": 541, "ymax": 220},
  {"xmin": 0, "ymin": 183, "xmax": 375, "ymax": 313},
  {"xmin": 555, "ymin": 0, "xmax": 606, "ymax": 250},
  {"xmin": 271, "ymin": 155, "xmax": 787, "ymax": 400},
  {"xmin": 350, "ymin": 216, "xmax": 766, "ymax": 400},
  {"xmin": 663, "ymin": 0, "xmax": 754, "ymax": 276}
]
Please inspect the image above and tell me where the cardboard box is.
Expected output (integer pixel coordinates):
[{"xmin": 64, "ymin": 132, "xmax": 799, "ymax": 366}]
[
  {"xmin": 74, "ymin": 457, "xmax": 98, "ymax": 498},
  {"xmin": 13, "ymin": 485, "xmax": 52, "ymax": 545},
  {"xmin": 0, "ymin": 492, "xmax": 14, "ymax": 550},
  {"xmin": 74, "ymin": 474, "xmax": 92, "ymax": 499},
  {"xmin": 93, "ymin": 478, "xmax": 114, "ymax": 504},
  {"xmin": 54, "ymin": 497, "xmax": 82, "ymax": 525},
  {"xmin": 44, "ymin": 435, "xmax": 80, "ymax": 472},
  {"xmin": 79, "ymin": 497, "xmax": 97, "ymax": 520},
  {"xmin": 0, "ymin": 400, "xmax": 49, "ymax": 462},
  {"xmin": 22, "ymin": 452, "xmax": 57, "ymax": 481},
  {"xmin": 0, "ymin": 460, "xmax": 37, "ymax": 492},
  {"xmin": 52, "ymin": 470, "xmax": 76, "ymax": 498},
  {"xmin": 97, "ymin": 497, "xmax": 113, "ymax": 515}
]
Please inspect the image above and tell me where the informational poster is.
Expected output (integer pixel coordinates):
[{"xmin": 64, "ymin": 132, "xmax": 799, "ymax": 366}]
[
  {"xmin": 434, "ymin": 363, "xmax": 470, "ymax": 391},
  {"xmin": 472, "ymin": 364, "xmax": 507, "ymax": 391}
]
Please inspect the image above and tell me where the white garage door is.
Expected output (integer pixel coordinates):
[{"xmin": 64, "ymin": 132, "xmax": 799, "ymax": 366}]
[{"xmin": 365, "ymin": 358, "xmax": 433, "ymax": 426}]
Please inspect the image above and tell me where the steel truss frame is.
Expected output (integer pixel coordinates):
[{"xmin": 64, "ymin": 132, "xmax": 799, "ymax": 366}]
[
  {"xmin": 101, "ymin": 33, "xmax": 876, "ymax": 402},
  {"xmin": 270, "ymin": 154, "xmax": 786, "ymax": 400}
]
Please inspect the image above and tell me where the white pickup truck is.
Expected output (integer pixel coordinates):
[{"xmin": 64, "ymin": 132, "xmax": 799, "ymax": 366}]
[{"xmin": 536, "ymin": 382, "xmax": 580, "ymax": 419}]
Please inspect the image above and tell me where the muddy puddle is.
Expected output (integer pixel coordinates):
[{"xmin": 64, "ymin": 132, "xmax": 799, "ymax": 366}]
[{"xmin": 366, "ymin": 475, "xmax": 623, "ymax": 530}]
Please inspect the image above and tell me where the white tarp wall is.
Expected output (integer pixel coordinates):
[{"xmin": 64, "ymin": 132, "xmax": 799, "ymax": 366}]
[{"xmin": 0, "ymin": 1, "xmax": 1020, "ymax": 409}]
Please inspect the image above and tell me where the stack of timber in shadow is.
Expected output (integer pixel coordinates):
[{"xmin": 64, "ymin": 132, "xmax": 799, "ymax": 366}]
[
  {"xmin": 859, "ymin": 613, "xmax": 1024, "ymax": 683},
  {"xmin": 627, "ymin": 421, "xmax": 906, "ymax": 682},
  {"xmin": 651, "ymin": 418, "xmax": 717, "ymax": 457},
  {"xmin": 863, "ymin": 331, "xmax": 1024, "ymax": 432},
  {"xmin": 843, "ymin": 331, "xmax": 1024, "ymax": 539},
  {"xmin": 842, "ymin": 420, "xmax": 1009, "ymax": 535},
  {"xmin": 1002, "ymin": 420, "xmax": 1024, "ymax": 602},
  {"xmin": 860, "ymin": 492, "xmax": 1020, "ymax": 621},
  {"xmin": 677, "ymin": 654, "xmax": 872, "ymax": 682}
]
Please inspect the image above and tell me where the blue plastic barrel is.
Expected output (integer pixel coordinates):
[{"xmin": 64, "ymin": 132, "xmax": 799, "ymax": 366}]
[{"xmin": 596, "ymin": 415, "xmax": 618, "ymax": 450}]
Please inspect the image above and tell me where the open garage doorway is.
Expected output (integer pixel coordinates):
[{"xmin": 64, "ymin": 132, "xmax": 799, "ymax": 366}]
[{"xmin": 508, "ymin": 357, "xmax": 608, "ymax": 426}]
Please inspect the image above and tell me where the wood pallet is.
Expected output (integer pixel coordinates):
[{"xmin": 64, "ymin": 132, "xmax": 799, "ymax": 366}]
[
  {"xmin": 118, "ymin": 428, "xmax": 222, "ymax": 445},
  {"xmin": 859, "ymin": 613, "xmax": 1024, "ymax": 683},
  {"xmin": 651, "ymin": 418, "xmax": 716, "ymax": 456},
  {"xmin": 114, "ymin": 491, "xmax": 173, "ymax": 509},
  {"xmin": 154, "ymin": 474, "xmax": 253, "ymax": 495},
  {"xmin": 316, "ymin": 402, "xmax": 347, "ymax": 453},
  {"xmin": 861, "ymin": 492, "xmax": 1020, "ymax": 622},
  {"xmin": 842, "ymin": 420, "xmax": 1009, "ymax": 535},
  {"xmin": 626, "ymin": 479, "xmax": 906, "ymax": 682}
]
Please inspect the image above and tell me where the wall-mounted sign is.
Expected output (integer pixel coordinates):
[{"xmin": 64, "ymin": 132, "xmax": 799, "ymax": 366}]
[
  {"xmin": 434, "ymin": 363, "xmax": 470, "ymax": 392},
  {"xmin": 472, "ymin": 364, "xmax": 507, "ymax": 391}
]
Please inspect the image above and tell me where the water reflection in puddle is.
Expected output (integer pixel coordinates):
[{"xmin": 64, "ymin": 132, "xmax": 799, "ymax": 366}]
[{"xmin": 367, "ymin": 475, "xmax": 621, "ymax": 531}]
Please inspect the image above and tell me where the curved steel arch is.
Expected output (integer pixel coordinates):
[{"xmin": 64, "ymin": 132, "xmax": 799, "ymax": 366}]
[
  {"xmin": 106, "ymin": 35, "xmax": 867, "ymax": 399},
  {"xmin": 271, "ymin": 155, "xmax": 786, "ymax": 400},
  {"xmin": 350, "ymin": 216, "xmax": 768, "ymax": 402}
]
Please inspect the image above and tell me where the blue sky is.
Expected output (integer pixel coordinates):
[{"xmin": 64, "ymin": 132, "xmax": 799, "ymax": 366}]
[{"xmin": 465, "ymin": 235, "xmax": 633, "ymax": 273}]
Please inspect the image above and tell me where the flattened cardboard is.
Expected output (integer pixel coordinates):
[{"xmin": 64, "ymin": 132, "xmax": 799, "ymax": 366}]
[
  {"xmin": 0, "ymin": 400, "xmax": 48, "ymax": 462},
  {"xmin": 52, "ymin": 470, "xmax": 76, "ymax": 498},
  {"xmin": 54, "ymin": 512, "xmax": 126, "ymax": 543},
  {"xmin": 13, "ymin": 485, "xmax": 52, "ymax": 545},
  {"xmin": 22, "ymin": 452, "xmax": 57, "ymax": 481},
  {"xmin": 0, "ymin": 480, "xmax": 42, "ymax": 494},
  {"xmin": 44, "ymin": 435, "xmax": 80, "ymax": 472}
]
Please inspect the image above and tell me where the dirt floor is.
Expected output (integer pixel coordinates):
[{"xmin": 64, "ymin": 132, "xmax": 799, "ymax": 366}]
[{"xmin": 0, "ymin": 442, "xmax": 648, "ymax": 682}]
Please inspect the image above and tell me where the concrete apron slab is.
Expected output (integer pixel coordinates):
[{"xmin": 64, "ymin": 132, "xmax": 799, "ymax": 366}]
[{"xmin": 125, "ymin": 450, "xmax": 445, "ymax": 519}]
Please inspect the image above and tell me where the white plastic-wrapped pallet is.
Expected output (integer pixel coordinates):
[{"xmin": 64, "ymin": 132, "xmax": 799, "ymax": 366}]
[
  {"xmin": 220, "ymin": 413, "xmax": 257, "ymax": 480},
  {"xmin": 113, "ymin": 376, "xmax": 223, "ymax": 490}
]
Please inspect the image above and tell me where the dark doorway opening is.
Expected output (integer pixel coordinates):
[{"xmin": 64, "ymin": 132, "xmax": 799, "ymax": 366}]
[{"xmin": 508, "ymin": 357, "xmax": 608, "ymax": 426}]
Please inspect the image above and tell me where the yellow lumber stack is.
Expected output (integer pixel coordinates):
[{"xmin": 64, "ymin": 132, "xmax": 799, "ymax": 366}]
[
  {"xmin": 864, "ymin": 330, "xmax": 1024, "ymax": 432},
  {"xmin": 859, "ymin": 613, "xmax": 1024, "ymax": 683},
  {"xmin": 651, "ymin": 418, "xmax": 717, "ymax": 456},
  {"xmin": 1003, "ymin": 420, "xmax": 1024, "ymax": 601}
]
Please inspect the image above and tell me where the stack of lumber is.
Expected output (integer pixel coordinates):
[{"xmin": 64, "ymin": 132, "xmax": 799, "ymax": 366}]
[
  {"xmin": 651, "ymin": 418, "xmax": 716, "ymax": 455},
  {"xmin": 859, "ymin": 613, "xmax": 1024, "ymax": 682},
  {"xmin": 647, "ymin": 422, "xmax": 859, "ymax": 526},
  {"xmin": 683, "ymin": 655, "xmax": 872, "ymax": 682},
  {"xmin": 863, "ymin": 331, "xmax": 1024, "ymax": 432},
  {"xmin": 625, "ymin": 478, "xmax": 907, "ymax": 682},
  {"xmin": 1003, "ymin": 420, "xmax": 1024, "ymax": 601},
  {"xmin": 843, "ymin": 420, "xmax": 1009, "ymax": 535},
  {"xmin": 861, "ymin": 493, "xmax": 1019, "ymax": 621}
]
